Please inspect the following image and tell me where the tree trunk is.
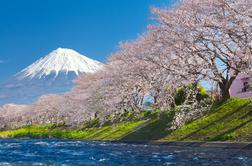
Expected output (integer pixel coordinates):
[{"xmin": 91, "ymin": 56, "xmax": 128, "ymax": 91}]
[
  {"xmin": 218, "ymin": 76, "xmax": 236, "ymax": 102},
  {"xmin": 219, "ymin": 87, "xmax": 231, "ymax": 102}
]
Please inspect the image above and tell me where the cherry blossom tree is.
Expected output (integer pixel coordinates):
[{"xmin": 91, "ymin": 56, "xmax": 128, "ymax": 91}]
[
  {"xmin": 151, "ymin": 0, "xmax": 252, "ymax": 101},
  {"xmin": 114, "ymin": 36, "xmax": 193, "ymax": 109}
]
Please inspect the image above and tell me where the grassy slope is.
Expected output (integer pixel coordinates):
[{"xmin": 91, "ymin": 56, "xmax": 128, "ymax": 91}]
[
  {"xmin": 0, "ymin": 121, "xmax": 145, "ymax": 140},
  {"xmin": 1, "ymin": 98, "xmax": 252, "ymax": 142},
  {"xmin": 164, "ymin": 98, "xmax": 252, "ymax": 142},
  {"xmin": 0, "ymin": 111, "xmax": 174, "ymax": 141}
]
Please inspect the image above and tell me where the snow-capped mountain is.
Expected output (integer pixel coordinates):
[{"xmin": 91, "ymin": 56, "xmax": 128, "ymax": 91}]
[
  {"xmin": 0, "ymin": 48, "xmax": 103, "ymax": 105},
  {"xmin": 18, "ymin": 48, "xmax": 102, "ymax": 79}
]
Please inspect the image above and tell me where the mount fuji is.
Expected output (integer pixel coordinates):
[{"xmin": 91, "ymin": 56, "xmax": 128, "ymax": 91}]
[{"xmin": 0, "ymin": 48, "xmax": 103, "ymax": 105}]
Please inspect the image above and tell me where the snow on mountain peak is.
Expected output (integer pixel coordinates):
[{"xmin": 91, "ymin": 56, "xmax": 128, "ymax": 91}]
[{"xmin": 18, "ymin": 48, "xmax": 103, "ymax": 79}]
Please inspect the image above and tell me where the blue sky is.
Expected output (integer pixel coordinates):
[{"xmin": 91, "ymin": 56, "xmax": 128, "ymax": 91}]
[{"xmin": 0, "ymin": 0, "xmax": 176, "ymax": 81}]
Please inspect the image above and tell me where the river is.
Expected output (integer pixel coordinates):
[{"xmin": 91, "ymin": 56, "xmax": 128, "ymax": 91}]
[{"xmin": 0, "ymin": 139, "xmax": 251, "ymax": 165}]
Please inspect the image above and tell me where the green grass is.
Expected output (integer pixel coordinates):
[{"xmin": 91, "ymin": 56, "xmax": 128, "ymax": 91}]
[
  {"xmin": 1, "ymin": 98, "xmax": 252, "ymax": 142},
  {"xmin": 0, "ymin": 121, "xmax": 146, "ymax": 140},
  {"xmin": 121, "ymin": 111, "xmax": 174, "ymax": 141},
  {"xmin": 0, "ymin": 110, "xmax": 175, "ymax": 141},
  {"xmin": 164, "ymin": 98, "xmax": 252, "ymax": 142}
]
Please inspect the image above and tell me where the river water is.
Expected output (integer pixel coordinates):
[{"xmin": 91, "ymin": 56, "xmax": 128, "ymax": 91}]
[{"xmin": 0, "ymin": 139, "xmax": 251, "ymax": 166}]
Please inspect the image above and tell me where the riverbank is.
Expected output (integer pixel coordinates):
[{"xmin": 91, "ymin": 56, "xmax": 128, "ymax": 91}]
[{"xmin": 0, "ymin": 98, "xmax": 252, "ymax": 143}]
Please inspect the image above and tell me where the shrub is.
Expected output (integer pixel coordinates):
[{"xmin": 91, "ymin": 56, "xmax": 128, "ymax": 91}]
[
  {"xmin": 174, "ymin": 84, "xmax": 209, "ymax": 106},
  {"xmin": 81, "ymin": 118, "xmax": 100, "ymax": 129}
]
